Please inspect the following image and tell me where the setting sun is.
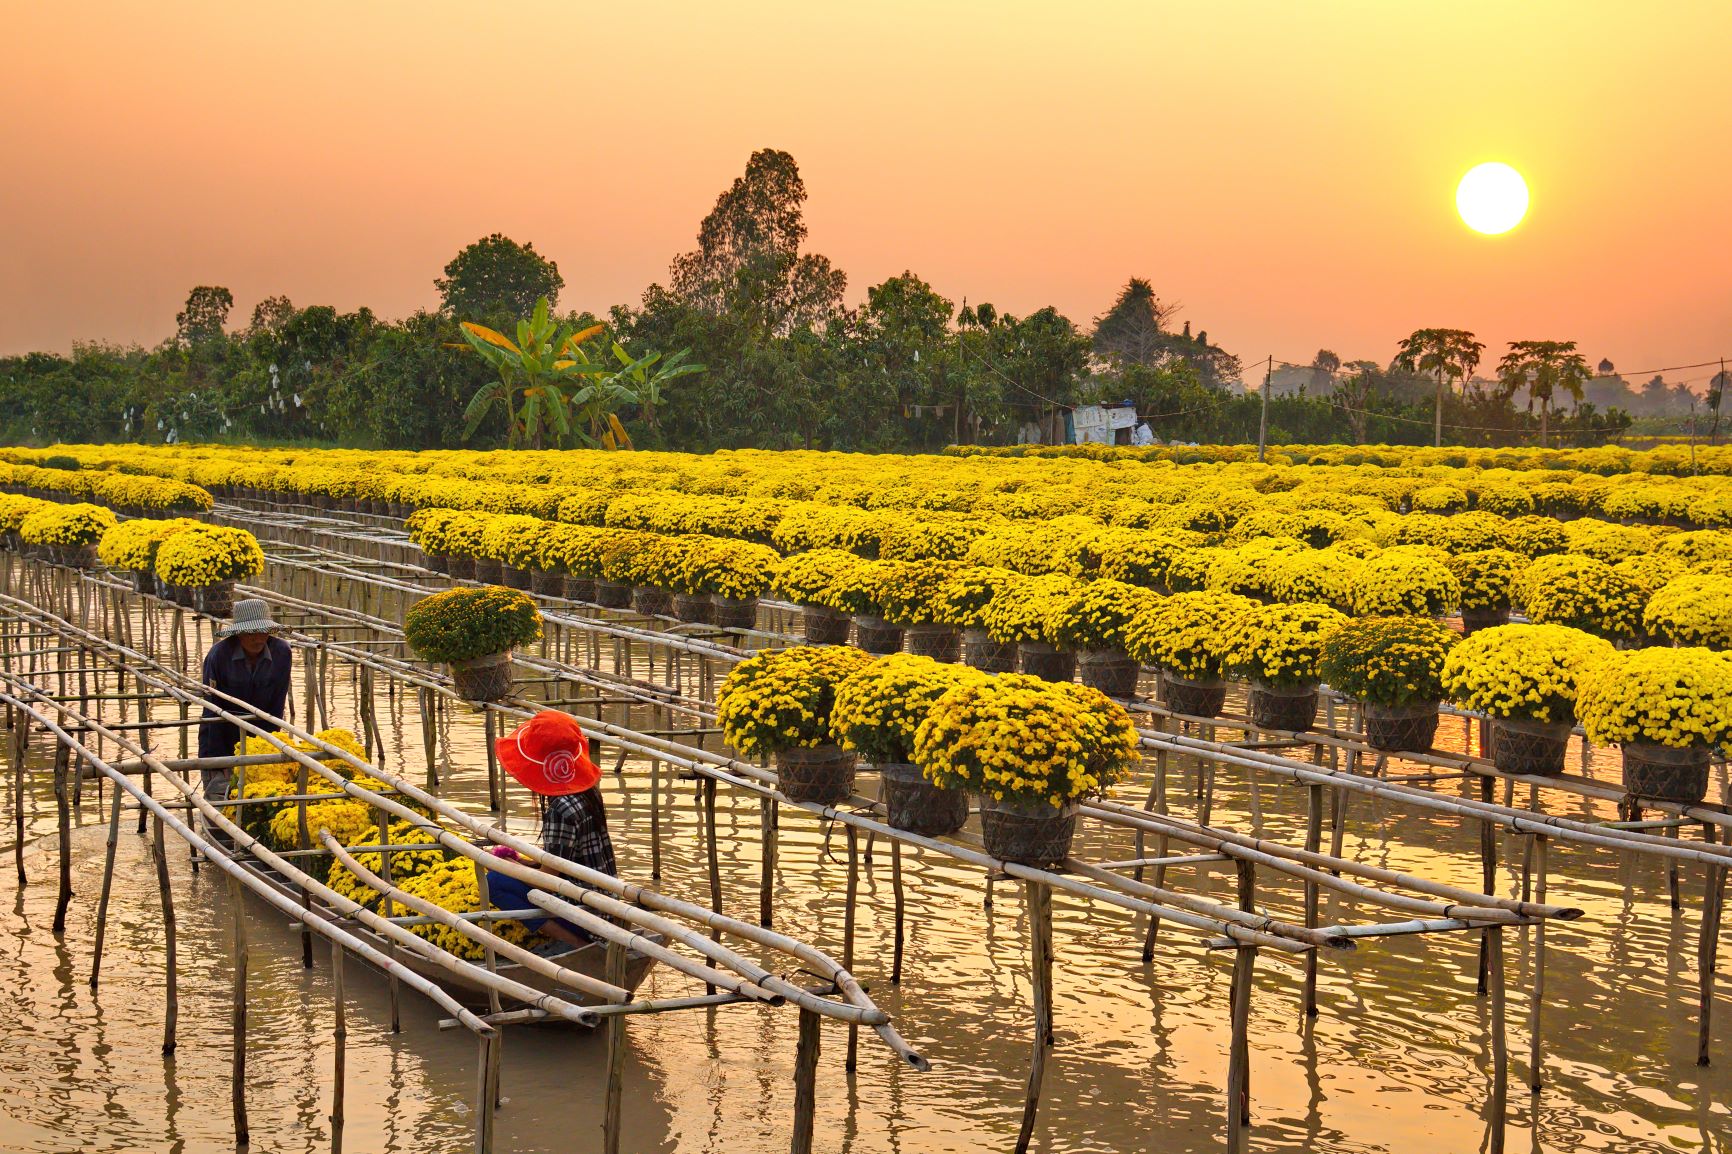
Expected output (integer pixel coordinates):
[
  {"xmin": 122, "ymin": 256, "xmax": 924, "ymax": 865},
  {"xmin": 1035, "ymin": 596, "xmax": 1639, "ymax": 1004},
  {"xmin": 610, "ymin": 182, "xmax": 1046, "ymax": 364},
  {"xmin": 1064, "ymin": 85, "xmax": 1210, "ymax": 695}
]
[{"xmin": 1456, "ymin": 162, "xmax": 1529, "ymax": 235}]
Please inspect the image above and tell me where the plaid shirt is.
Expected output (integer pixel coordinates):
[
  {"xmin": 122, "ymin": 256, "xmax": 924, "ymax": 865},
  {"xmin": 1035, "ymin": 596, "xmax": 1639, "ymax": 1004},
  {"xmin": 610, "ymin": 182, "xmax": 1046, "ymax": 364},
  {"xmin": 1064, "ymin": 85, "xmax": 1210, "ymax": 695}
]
[{"xmin": 541, "ymin": 788, "xmax": 617, "ymax": 878}]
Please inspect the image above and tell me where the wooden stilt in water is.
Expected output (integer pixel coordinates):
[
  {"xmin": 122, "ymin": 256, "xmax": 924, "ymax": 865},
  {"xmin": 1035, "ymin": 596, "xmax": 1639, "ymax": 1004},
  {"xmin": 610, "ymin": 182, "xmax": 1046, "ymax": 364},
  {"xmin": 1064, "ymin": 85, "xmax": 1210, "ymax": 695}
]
[
  {"xmin": 53, "ymin": 738, "xmax": 73, "ymax": 933},
  {"xmin": 153, "ymin": 812, "xmax": 178, "ymax": 1054},
  {"xmin": 376, "ymin": 809, "xmax": 401, "ymax": 1032},
  {"xmin": 1478, "ymin": 775, "xmax": 1497, "ymax": 997},
  {"xmin": 1527, "ymin": 834, "xmax": 1549, "ymax": 1091},
  {"xmin": 1302, "ymin": 782, "xmax": 1324, "ymax": 1020},
  {"xmin": 89, "ymin": 770, "xmax": 125, "ymax": 987},
  {"xmin": 1014, "ymin": 880, "xmax": 1053, "ymax": 1154},
  {"xmin": 603, "ymin": 939, "xmax": 628, "ymax": 1154},
  {"xmin": 790, "ymin": 1007, "xmax": 822, "ymax": 1154},
  {"xmin": 1487, "ymin": 926, "xmax": 1508, "ymax": 1154},
  {"xmin": 484, "ymin": 707, "xmax": 500, "ymax": 813},
  {"xmin": 1700, "ymin": 853, "xmax": 1725, "ymax": 1067},
  {"xmin": 14, "ymin": 709, "xmax": 30, "ymax": 886},
  {"xmin": 703, "ymin": 776, "xmax": 722, "ymax": 994},
  {"xmin": 891, "ymin": 839, "xmax": 906, "ymax": 985},
  {"xmin": 230, "ymin": 869, "xmax": 251, "ymax": 1147},
  {"xmin": 844, "ymin": 822, "xmax": 860, "ymax": 1072},
  {"xmin": 474, "ymin": 1033, "xmax": 497, "ymax": 1154},
  {"xmin": 331, "ymin": 943, "xmax": 347, "ymax": 1151},
  {"xmin": 1226, "ymin": 941, "xmax": 1259, "ymax": 1151},
  {"xmin": 760, "ymin": 796, "xmax": 777, "ymax": 929},
  {"xmin": 649, "ymin": 756, "xmax": 662, "ymax": 880}
]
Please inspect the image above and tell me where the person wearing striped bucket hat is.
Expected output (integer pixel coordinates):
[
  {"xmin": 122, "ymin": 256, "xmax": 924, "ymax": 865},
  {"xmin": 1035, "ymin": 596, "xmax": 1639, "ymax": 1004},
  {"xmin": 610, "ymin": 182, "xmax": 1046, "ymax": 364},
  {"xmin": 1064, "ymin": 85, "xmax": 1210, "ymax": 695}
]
[{"xmin": 494, "ymin": 710, "xmax": 616, "ymax": 879}]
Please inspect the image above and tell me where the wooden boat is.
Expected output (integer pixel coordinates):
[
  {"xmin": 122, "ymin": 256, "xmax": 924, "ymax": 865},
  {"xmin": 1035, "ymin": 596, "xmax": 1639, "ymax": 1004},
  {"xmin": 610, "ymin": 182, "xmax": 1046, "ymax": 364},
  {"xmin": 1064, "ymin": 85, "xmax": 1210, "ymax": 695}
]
[{"xmin": 239, "ymin": 857, "xmax": 661, "ymax": 1012}]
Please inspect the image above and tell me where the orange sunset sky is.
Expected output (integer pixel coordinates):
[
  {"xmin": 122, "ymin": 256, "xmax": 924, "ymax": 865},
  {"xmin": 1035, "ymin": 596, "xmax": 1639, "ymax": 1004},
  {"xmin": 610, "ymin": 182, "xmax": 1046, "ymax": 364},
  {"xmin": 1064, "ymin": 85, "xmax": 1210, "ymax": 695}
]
[{"xmin": 2, "ymin": 1, "xmax": 1728, "ymax": 385}]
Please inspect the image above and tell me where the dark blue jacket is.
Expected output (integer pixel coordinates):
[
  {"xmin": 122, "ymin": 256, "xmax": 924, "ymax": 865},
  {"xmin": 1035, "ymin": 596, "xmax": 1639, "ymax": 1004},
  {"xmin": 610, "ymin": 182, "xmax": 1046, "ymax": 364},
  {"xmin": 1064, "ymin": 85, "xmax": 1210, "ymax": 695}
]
[{"xmin": 197, "ymin": 636, "xmax": 293, "ymax": 759}]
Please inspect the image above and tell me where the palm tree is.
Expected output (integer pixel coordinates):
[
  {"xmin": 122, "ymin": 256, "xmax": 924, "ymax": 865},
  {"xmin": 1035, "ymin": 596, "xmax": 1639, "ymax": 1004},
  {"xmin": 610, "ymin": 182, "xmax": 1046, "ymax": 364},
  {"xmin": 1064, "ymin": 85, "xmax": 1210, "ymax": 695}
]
[
  {"xmin": 1393, "ymin": 328, "xmax": 1486, "ymax": 447},
  {"xmin": 1497, "ymin": 340, "xmax": 1591, "ymax": 448},
  {"xmin": 454, "ymin": 297, "xmax": 607, "ymax": 449}
]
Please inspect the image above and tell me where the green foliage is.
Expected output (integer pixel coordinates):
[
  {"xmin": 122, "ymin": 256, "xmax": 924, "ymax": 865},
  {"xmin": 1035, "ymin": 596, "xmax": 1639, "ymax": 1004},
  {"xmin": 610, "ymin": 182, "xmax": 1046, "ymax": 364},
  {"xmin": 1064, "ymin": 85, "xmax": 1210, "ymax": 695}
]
[
  {"xmin": 176, "ymin": 285, "xmax": 234, "ymax": 345},
  {"xmin": 404, "ymin": 586, "xmax": 544, "ymax": 664},
  {"xmin": 435, "ymin": 233, "xmax": 564, "ymax": 324}
]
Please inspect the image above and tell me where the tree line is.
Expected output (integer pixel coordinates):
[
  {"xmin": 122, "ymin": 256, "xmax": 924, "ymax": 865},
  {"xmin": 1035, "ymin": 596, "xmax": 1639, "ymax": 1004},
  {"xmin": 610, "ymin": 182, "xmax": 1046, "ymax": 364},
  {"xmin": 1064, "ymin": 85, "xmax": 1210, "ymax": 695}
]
[{"xmin": 1, "ymin": 148, "xmax": 1660, "ymax": 452}]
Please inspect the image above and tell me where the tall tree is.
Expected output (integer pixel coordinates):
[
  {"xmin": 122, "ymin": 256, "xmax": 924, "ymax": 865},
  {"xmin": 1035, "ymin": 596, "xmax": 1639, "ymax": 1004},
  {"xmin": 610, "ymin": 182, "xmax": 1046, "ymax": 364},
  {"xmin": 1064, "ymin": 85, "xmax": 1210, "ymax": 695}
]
[
  {"xmin": 175, "ymin": 285, "xmax": 234, "ymax": 344},
  {"xmin": 668, "ymin": 149, "xmax": 845, "ymax": 336},
  {"xmin": 1393, "ymin": 327, "xmax": 1485, "ymax": 447},
  {"xmin": 435, "ymin": 234, "xmax": 564, "ymax": 323},
  {"xmin": 1091, "ymin": 278, "xmax": 1180, "ymax": 364},
  {"xmin": 1496, "ymin": 339, "xmax": 1591, "ymax": 447},
  {"xmin": 246, "ymin": 295, "xmax": 296, "ymax": 337}
]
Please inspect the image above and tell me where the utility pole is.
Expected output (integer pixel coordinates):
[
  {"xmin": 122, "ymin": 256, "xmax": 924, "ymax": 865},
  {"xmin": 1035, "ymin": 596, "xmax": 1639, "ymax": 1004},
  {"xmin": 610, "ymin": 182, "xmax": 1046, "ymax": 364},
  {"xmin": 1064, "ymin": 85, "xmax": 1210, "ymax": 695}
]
[
  {"xmin": 1256, "ymin": 356, "xmax": 1272, "ymax": 461},
  {"xmin": 1712, "ymin": 358, "xmax": 1726, "ymax": 446}
]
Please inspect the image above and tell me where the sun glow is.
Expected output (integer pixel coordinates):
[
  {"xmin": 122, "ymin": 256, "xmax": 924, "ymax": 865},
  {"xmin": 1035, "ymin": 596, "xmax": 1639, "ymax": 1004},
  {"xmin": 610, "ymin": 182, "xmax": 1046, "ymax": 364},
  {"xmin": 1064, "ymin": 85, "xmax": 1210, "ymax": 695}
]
[{"xmin": 1456, "ymin": 162, "xmax": 1529, "ymax": 235}]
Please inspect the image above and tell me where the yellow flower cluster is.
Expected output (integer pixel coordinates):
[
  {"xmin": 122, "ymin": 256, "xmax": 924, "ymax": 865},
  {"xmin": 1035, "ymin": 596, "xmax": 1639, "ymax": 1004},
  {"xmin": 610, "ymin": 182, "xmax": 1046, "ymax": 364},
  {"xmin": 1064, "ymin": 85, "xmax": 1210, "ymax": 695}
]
[
  {"xmin": 154, "ymin": 525, "xmax": 265, "ymax": 587},
  {"xmin": 980, "ymin": 574, "xmax": 1080, "ymax": 645},
  {"xmin": 1575, "ymin": 647, "xmax": 1732, "ymax": 749},
  {"xmin": 1644, "ymin": 574, "xmax": 1732, "ymax": 650},
  {"xmin": 239, "ymin": 727, "xmax": 369, "ymax": 786},
  {"xmin": 1044, "ymin": 579, "xmax": 1158, "ymax": 652},
  {"xmin": 1220, "ymin": 602, "xmax": 1350, "ymax": 690},
  {"xmin": 1441, "ymin": 624, "xmax": 1615, "ymax": 724},
  {"xmin": 717, "ymin": 645, "xmax": 874, "ymax": 757},
  {"xmin": 97, "ymin": 518, "xmax": 201, "ymax": 571},
  {"xmin": 1516, "ymin": 554, "xmax": 1647, "ymax": 641},
  {"xmin": 831, "ymin": 654, "xmax": 987, "ymax": 764},
  {"xmin": 19, "ymin": 502, "xmax": 116, "ymax": 548},
  {"xmin": 403, "ymin": 586, "xmax": 543, "ymax": 664},
  {"xmin": 1124, "ymin": 590, "xmax": 1253, "ymax": 678},
  {"xmin": 1318, "ymin": 616, "xmax": 1458, "ymax": 707},
  {"xmin": 396, "ymin": 858, "xmax": 537, "ymax": 961},
  {"xmin": 327, "ymin": 821, "xmax": 449, "ymax": 911},
  {"xmin": 929, "ymin": 566, "xmax": 1021, "ymax": 629},
  {"xmin": 1447, "ymin": 549, "xmax": 1527, "ymax": 612},
  {"xmin": 912, "ymin": 674, "xmax": 1141, "ymax": 808},
  {"xmin": 1349, "ymin": 552, "xmax": 1461, "ymax": 617},
  {"xmin": 668, "ymin": 536, "xmax": 783, "ymax": 600}
]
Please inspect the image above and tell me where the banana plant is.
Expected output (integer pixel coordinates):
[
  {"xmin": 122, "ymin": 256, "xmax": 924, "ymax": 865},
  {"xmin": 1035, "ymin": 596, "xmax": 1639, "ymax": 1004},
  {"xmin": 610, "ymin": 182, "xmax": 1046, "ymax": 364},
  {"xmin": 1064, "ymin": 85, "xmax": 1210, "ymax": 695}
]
[
  {"xmin": 453, "ymin": 297, "xmax": 609, "ymax": 449},
  {"xmin": 606, "ymin": 343, "xmax": 705, "ymax": 431}
]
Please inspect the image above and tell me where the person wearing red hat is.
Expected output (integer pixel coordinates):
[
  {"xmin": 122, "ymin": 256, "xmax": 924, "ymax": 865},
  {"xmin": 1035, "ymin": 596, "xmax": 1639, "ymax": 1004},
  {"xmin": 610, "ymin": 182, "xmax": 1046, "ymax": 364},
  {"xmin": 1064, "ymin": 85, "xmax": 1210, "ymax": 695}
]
[{"xmin": 493, "ymin": 710, "xmax": 617, "ymax": 879}]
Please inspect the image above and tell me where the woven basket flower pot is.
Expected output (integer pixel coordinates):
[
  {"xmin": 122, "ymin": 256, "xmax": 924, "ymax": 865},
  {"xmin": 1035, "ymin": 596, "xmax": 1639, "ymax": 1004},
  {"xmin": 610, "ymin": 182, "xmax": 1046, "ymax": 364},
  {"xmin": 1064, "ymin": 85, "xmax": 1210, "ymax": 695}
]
[
  {"xmin": 713, "ymin": 596, "xmax": 760, "ymax": 631},
  {"xmin": 1019, "ymin": 641, "xmax": 1076, "ymax": 684},
  {"xmin": 564, "ymin": 575, "xmax": 597, "ymax": 603},
  {"xmin": 1621, "ymin": 743, "xmax": 1711, "ymax": 804},
  {"xmin": 501, "ymin": 564, "xmax": 533, "ymax": 591},
  {"xmin": 1489, "ymin": 717, "xmax": 1571, "ymax": 776},
  {"xmin": 450, "ymin": 650, "xmax": 514, "ymax": 703},
  {"xmin": 672, "ymin": 592, "xmax": 715, "ymax": 624},
  {"xmin": 473, "ymin": 558, "xmax": 503, "ymax": 584},
  {"xmin": 801, "ymin": 605, "xmax": 851, "ymax": 645},
  {"xmin": 853, "ymin": 614, "xmax": 904, "ymax": 655},
  {"xmin": 904, "ymin": 624, "xmax": 961, "ymax": 663},
  {"xmin": 775, "ymin": 744, "xmax": 857, "ymax": 805},
  {"xmin": 979, "ymin": 796, "xmax": 1078, "ymax": 867},
  {"xmin": 1248, "ymin": 682, "xmax": 1320, "ymax": 732},
  {"xmin": 531, "ymin": 569, "xmax": 565, "ymax": 597},
  {"xmin": 1362, "ymin": 702, "xmax": 1441, "ymax": 754},
  {"xmin": 169, "ymin": 583, "xmax": 196, "ymax": 609},
  {"xmin": 1461, "ymin": 608, "xmax": 1510, "ymax": 635},
  {"xmin": 879, "ymin": 761, "xmax": 969, "ymax": 836},
  {"xmin": 962, "ymin": 627, "xmax": 1017, "ymax": 673},
  {"xmin": 446, "ymin": 554, "xmax": 477, "ymax": 581},
  {"xmin": 1160, "ymin": 673, "xmax": 1227, "ymax": 720},
  {"xmin": 1078, "ymin": 649, "xmax": 1140, "ymax": 698},
  {"xmin": 424, "ymin": 553, "xmax": 451, "ymax": 576},
  {"xmin": 594, "ymin": 580, "xmax": 633, "ymax": 609},
  {"xmin": 197, "ymin": 580, "xmax": 237, "ymax": 618},
  {"xmin": 130, "ymin": 569, "xmax": 155, "ymax": 596},
  {"xmin": 632, "ymin": 586, "xmax": 673, "ymax": 617}
]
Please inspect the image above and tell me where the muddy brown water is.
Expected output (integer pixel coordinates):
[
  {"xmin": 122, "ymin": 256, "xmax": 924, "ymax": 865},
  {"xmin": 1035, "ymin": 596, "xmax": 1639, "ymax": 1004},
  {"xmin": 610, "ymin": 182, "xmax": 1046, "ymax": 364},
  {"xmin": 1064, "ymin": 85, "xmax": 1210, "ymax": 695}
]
[{"xmin": 2, "ymin": 600, "xmax": 1730, "ymax": 1153}]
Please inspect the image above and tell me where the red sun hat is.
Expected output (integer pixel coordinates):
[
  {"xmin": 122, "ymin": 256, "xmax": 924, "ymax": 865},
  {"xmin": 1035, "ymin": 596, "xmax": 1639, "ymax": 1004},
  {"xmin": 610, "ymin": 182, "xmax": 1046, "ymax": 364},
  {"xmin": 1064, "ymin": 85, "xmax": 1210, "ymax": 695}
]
[{"xmin": 495, "ymin": 711, "xmax": 599, "ymax": 796}]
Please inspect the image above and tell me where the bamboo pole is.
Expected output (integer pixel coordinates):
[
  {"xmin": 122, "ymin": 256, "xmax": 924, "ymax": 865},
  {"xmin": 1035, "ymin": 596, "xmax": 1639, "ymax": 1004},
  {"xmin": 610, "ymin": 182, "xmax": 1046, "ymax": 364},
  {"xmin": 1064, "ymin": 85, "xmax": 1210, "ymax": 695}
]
[
  {"xmin": 89, "ymin": 766, "xmax": 124, "ymax": 987},
  {"xmin": 1487, "ymin": 926, "xmax": 1508, "ymax": 1154},
  {"xmin": 12, "ymin": 708, "xmax": 26, "ymax": 885},
  {"xmin": 891, "ymin": 839, "xmax": 905, "ymax": 984},
  {"xmin": 603, "ymin": 940, "xmax": 628, "ymax": 1154},
  {"xmin": 844, "ymin": 823, "xmax": 860, "ymax": 1072},
  {"xmin": 1700, "ymin": 857, "xmax": 1725, "ymax": 1067},
  {"xmin": 230, "ymin": 867, "xmax": 251, "ymax": 1147},
  {"xmin": 760, "ymin": 795, "xmax": 778, "ymax": 929},
  {"xmin": 1014, "ymin": 880, "xmax": 1053, "ymax": 1154},
  {"xmin": 1527, "ymin": 835, "xmax": 1548, "ymax": 1091},
  {"xmin": 1302, "ymin": 782, "xmax": 1323, "ymax": 1019},
  {"xmin": 153, "ymin": 811, "xmax": 178, "ymax": 1054},
  {"xmin": 331, "ymin": 942, "xmax": 347, "ymax": 1149},
  {"xmin": 53, "ymin": 737, "xmax": 72, "ymax": 932},
  {"xmin": 790, "ymin": 1007, "xmax": 822, "ymax": 1154}
]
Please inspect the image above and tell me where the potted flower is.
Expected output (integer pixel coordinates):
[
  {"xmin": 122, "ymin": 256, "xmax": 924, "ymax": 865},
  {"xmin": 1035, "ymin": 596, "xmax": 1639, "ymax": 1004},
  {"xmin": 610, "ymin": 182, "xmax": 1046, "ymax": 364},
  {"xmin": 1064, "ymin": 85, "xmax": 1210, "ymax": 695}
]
[
  {"xmin": 673, "ymin": 537, "xmax": 782, "ymax": 630},
  {"xmin": 1266, "ymin": 548, "xmax": 1362, "ymax": 614},
  {"xmin": 98, "ymin": 518, "xmax": 197, "ymax": 596},
  {"xmin": 404, "ymin": 585, "xmax": 544, "ymax": 702},
  {"xmin": 932, "ymin": 566, "xmax": 1021, "ymax": 672},
  {"xmin": 717, "ymin": 645, "xmax": 874, "ymax": 804},
  {"xmin": 913, "ymin": 675, "xmax": 1140, "ymax": 866},
  {"xmin": 405, "ymin": 507, "xmax": 459, "ymax": 576},
  {"xmin": 20, "ymin": 502, "xmax": 116, "ymax": 569},
  {"xmin": 1516, "ymin": 554, "xmax": 1647, "ymax": 644},
  {"xmin": 1576, "ymin": 647, "xmax": 1732, "ymax": 804},
  {"xmin": 1348, "ymin": 552, "xmax": 1461, "ymax": 618},
  {"xmin": 540, "ymin": 523, "xmax": 607, "ymax": 603},
  {"xmin": 775, "ymin": 548, "xmax": 861, "ymax": 644},
  {"xmin": 596, "ymin": 531, "xmax": 654, "ymax": 610},
  {"xmin": 1441, "ymin": 623, "xmax": 1615, "ymax": 776},
  {"xmin": 441, "ymin": 512, "xmax": 487, "ymax": 582},
  {"xmin": 825, "ymin": 560, "xmax": 904, "ymax": 655},
  {"xmin": 832, "ymin": 654, "xmax": 986, "ymax": 835},
  {"xmin": 1644, "ymin": 574, "xmax": 1732, "ymax": 651},
  {"xmin": 1045, "ymin": 579, "xmax": 1157, "ymax": 698},
  {"xmin": 1125, "ymin": 590, "xmax": 1253, "ymax": 719},
  {"xmin": 984, "ymin": 574, "xmax": 1081, "ymax": 683},
  {"xmin": 877, "ymin": 559, "xmax": 963, "ymax": 660},
  {"xmin": 1319, "ymin": 616, "xmax": 1458, "ymax": 753},
  {"xmin": 1447, "ymin": 549, "xmax": 1526, "ymax": 633},
  {"xmin": 1096, "ymin": 529, "xmax": 1203, "ymax": 594},
  {"xmin": 1220, "ymin": 601, "xmax": 1349, "ymax": 732},
  {"xmin": 154, "ymin": 525, "xmax": 266, "ymax": 616},
  {"xmin": 479, "ymin": 514, "xmax": 544, "ymax": 590}
]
